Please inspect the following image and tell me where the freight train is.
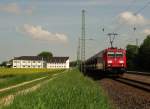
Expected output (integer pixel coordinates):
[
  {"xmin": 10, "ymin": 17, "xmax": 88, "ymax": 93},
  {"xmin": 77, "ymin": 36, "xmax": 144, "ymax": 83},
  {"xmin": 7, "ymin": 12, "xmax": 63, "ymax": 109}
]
[{"xmin": 85, "ymin": 47, "xmax": 127, "ymax": 75}]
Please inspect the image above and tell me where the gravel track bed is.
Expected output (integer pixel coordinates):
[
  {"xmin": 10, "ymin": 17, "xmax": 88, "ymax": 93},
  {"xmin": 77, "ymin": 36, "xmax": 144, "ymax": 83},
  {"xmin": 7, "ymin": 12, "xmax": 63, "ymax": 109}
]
[
  {"xmin": 123, "ymin": 73, "xmax": 150, "ymax": 84},
  {"xmin": 99, "ymin": 78, "xmax": 150, "ymax": 109}
]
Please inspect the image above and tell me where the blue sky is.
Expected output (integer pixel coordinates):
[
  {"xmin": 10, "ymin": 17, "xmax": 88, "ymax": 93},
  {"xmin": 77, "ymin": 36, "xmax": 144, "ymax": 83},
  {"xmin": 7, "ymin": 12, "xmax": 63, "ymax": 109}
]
[{"xmin": 0, "ymin": 0, "xmax": 150, "ymax": 62}]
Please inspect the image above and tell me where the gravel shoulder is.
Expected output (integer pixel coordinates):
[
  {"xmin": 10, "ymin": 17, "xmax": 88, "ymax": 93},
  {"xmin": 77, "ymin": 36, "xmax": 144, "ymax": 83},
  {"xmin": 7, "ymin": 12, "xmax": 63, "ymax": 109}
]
[{"xmin": 99, "ymin": 78, "xmax": 150, "ymax": 109}]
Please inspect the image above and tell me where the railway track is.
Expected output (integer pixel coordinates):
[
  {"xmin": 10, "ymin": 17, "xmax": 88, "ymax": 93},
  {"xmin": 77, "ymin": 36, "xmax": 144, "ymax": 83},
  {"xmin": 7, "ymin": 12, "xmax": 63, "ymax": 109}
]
[
  {"xmin": 114, "ymin": 77, "xmax": 150, "ymax": 92},
  {"xmin": 98, "ymin": 71, "xmax": 150, "ymax": 109},
  {"xmin": 100, "ymin": 78, "xmax": 150, "ymax": 109},
  {"xmin": 127, "ymin": 71, "xmax": 150, "ymax": 76}
]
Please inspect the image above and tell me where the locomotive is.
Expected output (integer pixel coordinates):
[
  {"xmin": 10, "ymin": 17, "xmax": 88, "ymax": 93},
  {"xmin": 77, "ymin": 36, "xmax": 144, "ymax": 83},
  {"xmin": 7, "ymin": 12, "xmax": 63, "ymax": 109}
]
[{"xmin": 85, "ymin": 47, "xmax": 127, "ymax": 75}]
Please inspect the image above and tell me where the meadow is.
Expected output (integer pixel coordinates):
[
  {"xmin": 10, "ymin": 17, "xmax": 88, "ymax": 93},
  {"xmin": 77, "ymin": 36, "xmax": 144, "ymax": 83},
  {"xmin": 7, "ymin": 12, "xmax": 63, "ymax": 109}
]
[
  {"xmin": 3, "ymin": 69, "xmax": 112, "ymax": 109},
  {"xmin": 0, "ymin": 68, "xmax": 60, "ymax": 77},
  {"xmin": 0, "ymin": 68, "xmax": 65, "ymax": 89}
]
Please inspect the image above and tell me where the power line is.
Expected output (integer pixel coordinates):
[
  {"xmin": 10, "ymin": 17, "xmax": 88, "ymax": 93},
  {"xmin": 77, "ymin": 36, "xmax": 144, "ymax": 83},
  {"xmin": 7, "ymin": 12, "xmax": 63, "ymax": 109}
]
[
  {"xmin": 101, "ymin": 0, "xmax": 137, "ymax": 32},
  {"xmin": 134, "ymin": 0, "xmax": 150, "ymax": 15},
  {"xmin": 117, "ymin": 0, "xmax": 150, "ymax": 47},
  {"xmin": 101, "ymin": 0, "xmax": 138, "ymax": 46},
  {"xmin": 113, "ymin": 0, "xmax": 150, "ymax": 33}
]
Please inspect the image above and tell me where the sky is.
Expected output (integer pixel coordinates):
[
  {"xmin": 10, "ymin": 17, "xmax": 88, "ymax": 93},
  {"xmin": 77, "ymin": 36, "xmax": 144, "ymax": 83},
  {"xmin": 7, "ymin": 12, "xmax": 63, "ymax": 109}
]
[{"xmin": 0, "ymin": 0, "xmax": 150, "ymax": 62}]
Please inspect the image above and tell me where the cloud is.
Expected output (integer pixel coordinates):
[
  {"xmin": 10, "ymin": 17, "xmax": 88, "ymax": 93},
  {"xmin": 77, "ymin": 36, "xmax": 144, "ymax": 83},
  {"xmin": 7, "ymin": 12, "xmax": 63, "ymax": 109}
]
[
  {"xmin": 21, "ymin": 24, "xmax": 68, "ymax": 43},
  {"xmin": 118, "ymin": 11, "xmax": 149, "ymax": 25},
  {"xmin": 0, "ymin": 3, "xmax": 33, "ymax": 14},
  {"xmin": 0, "ymin": 3, "xmax": 20, "ymax": 14},
  {"xmin": 143, "ymin": 29, "xmax": 150, "ymax": 35}
]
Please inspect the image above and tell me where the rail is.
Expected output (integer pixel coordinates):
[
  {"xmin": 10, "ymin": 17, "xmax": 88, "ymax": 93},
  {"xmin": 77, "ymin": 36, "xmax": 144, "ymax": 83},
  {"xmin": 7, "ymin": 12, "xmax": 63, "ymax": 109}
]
[
  {"xmin": 127, "ymin": 71, "xmax": 150, "ymax": 76},
  {"xmin": 114, "ymin": 77, "xmax": 150, "ymax": 92}
]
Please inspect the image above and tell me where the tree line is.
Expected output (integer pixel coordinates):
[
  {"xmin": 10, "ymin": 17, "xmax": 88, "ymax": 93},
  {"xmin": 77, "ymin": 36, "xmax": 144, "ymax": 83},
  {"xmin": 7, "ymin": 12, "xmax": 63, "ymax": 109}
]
[{"xmin": 126, "ymin": 35, "xmax": 150, "ymax": 71}]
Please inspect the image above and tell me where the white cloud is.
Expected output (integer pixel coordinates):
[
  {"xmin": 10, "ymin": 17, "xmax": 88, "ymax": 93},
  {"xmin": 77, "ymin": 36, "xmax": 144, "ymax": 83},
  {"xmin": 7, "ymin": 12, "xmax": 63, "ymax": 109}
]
[
  {"xmin": 0, "ymin": 3, "xmax": 20, "ymax": 14},
  {"xmin": 143, "ymin": 29, "xmax": 150, "ymax": 35},
  {"xmin": 21, "ymin": 24, "xmax": 68, "ymax": 43},
  {"xmin": 118, "ymin": 11, "xmax": 149, "ymax": 25},
  {"xmin": 0, "ymin": 3, "xmax": 33, "ymax": 14}
]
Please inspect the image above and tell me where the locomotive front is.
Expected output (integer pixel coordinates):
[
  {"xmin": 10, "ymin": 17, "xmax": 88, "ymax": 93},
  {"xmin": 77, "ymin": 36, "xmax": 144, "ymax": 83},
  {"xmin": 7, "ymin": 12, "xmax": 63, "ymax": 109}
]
[{"xmin": 105, "ymin": 48, "xmax": 126, "ymax": 73}]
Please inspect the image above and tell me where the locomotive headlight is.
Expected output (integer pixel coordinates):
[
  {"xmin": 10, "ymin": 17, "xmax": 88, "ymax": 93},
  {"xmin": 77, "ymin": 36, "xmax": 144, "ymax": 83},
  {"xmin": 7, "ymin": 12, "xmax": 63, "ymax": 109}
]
[
  {"xmin": 119, "ymin": 60, "xmax": 124, "ymax": 63},
  {"xmin": 108, "ymin": 60, "xmax": 112, "ymax": 63}
]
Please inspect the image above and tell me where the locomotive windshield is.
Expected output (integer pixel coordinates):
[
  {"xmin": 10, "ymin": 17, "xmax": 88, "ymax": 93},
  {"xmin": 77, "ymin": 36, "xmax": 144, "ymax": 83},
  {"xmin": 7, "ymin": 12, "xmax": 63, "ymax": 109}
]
[
  {"xmin": 107, "ymin": 51, "xmax": 123, "ymax": 57},
  {"xmin": 116, "ymin": 52, "xmax": 123, "ymax": 57},
  {"xmin": 107, "ymin": 52, "xmax": 115, "ymax": 57}
]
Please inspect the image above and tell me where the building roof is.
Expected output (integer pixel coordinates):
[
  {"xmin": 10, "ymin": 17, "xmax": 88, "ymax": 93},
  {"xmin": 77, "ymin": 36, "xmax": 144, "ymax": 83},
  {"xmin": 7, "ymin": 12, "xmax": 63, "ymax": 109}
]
[
  {"xmin": 13, "ymin": 56, "xmax": 69, "ymax": 63},
  {"xmin": 14, "ymin": 56, "xmax": 43, "ymax": 61},
  {"xmin": 47, "ymin": 57, "xmax": 69, "ymax": 63}
]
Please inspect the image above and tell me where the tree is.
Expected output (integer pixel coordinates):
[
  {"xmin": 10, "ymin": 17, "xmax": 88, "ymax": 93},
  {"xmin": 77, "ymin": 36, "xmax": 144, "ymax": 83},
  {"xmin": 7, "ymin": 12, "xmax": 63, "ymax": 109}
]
[
  {"xmin": 139, "ymin": 35, "xmax": 150, "ymax": 70},
  {"xmin": 69, "ymin": 61, "xmax": 77, "ymax": 67},
  {"xmin": 0, "ymin": 61, "xmax": 7, "ymax": 67},
  {"xmin": 37, "ymin": 51, "xmax": 53, "ymax": 59},
  {"xmin": 126, "ymin": 44, "xmax": 139, "ymax": 70}
]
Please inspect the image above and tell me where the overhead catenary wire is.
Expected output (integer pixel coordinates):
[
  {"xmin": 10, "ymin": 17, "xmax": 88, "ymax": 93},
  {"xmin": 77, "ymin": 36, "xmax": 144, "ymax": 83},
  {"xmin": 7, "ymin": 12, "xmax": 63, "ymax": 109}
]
[
  {"xmin": 106, "ymin": 0, "xmax": 150, "ymax": 48},
  {"xmin": 112, "ymin": 0, "xmax": 150, "ymax": 33},
  {"xmin": 101, "ymin": 0, "xmax": 139, "ymax": 48},
  {"xmin": 101, "ymin": 0, "xmax": 137, "ymax": 32},
  {"xmin": 99, "ymin": 0, "xmax": 150, "ymax": 50},
  {"xmin": 101, "ymin": 0, "xmax": 150, "ymax": 34},
  {"xmin": 134, "ymin": 0, "xmax": 150, "ymax": 15}
]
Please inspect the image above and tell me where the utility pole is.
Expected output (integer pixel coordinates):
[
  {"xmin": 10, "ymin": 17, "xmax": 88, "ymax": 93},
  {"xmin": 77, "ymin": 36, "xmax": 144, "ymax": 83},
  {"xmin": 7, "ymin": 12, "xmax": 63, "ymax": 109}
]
[
  {"xmin": 80, "ymin": 9, "xmax": 86, "ymax": 73},
  {"xmin": 107, "ymin": 32, "xmax": 118, "ymax": 48},
  {"xmin": 76, "ymin": 37, "xmax": 80, "ymax": 69},
  {"xmin": 136, "ymin": 38, "xmax": 138, "ymax": 46}
]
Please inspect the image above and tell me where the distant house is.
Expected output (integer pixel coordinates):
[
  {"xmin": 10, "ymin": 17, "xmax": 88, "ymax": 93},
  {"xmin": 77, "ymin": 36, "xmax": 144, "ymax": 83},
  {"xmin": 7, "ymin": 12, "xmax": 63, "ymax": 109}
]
[
  {"xmin": 13, "ymin": 56, "xmax": 69, "ymax": 69},
  {"xmin": 13, "ymin": 56, "xmax": 46, "ymax": 68},
  {"xmin": 47, "ymin": 57, "xmax": 69, "ymax": 69}
]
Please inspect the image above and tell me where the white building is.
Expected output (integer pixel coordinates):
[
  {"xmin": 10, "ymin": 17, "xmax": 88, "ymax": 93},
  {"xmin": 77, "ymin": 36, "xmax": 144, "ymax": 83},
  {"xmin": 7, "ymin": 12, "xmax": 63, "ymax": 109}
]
[
  {"xmin": 46, "ymin": 57, "xmax": 69, "ymax": 69},
  {"xmin": 13, "ymin": 56, "xmax": 46, "ymax": 68},
  {"xmin": 13, "ymin": 56, "xmax": 69, "ymax": 69}
]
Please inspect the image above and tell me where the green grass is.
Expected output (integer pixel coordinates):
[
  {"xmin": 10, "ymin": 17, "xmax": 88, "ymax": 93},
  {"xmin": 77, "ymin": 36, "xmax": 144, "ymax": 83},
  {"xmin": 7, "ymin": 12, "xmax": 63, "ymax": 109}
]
[
  {"xmin": 0, "ymin": 68, "xmax": 65, "ymax": 89},
  {"xmin": 0, "ymin": 68, "xmax": 59, "ymax": 77},
  {"xmin": 0, "ymin": 75, "xmax": 48, "ymax": 98},
  {"xmin": 3, "ymin": 69, "xmax": 112, "ymax": 109}
]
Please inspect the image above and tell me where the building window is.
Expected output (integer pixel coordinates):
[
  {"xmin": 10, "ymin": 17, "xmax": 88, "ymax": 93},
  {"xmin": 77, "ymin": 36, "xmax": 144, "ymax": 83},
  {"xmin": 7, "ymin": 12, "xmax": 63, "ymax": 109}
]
[{"xmin": 14, "ymin": 60, "xmax": 17, "ymax": 63}]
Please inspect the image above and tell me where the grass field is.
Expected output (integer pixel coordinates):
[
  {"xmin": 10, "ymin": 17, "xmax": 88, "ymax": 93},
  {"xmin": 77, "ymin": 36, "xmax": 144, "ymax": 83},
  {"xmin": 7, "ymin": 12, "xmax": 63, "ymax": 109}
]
[
  {"xmin": 0, "ymin": 68, "xmax": 61, "ymax": 77},
  {"xmin": 0, "ymin": 68, "xmax": 65, "ymax": 89},
  {"xmin": 2, "ymin": 69, "xmax": 112, "ymax": 109}
]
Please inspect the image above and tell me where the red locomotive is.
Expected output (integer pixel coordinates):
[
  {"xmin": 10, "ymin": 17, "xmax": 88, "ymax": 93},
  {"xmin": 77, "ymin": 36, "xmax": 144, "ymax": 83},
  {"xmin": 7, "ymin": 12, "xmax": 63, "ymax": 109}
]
[{"xmin": 85, "ymin": 47, "xmax": 127, "ymax": 74}]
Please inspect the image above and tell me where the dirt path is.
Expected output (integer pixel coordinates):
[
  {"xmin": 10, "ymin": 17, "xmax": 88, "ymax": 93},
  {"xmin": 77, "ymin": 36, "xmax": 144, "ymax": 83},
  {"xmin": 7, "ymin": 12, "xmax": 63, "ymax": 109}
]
[
  {"xmin": 0, "ymin": 70, "xmax": 68, "ymax": 107},
  {"xmin": 0, "ymin": 70, "xmax": 68, "ymax": 93},
  {"xmin": 0, "ymin": 76, "xmax": 48, "ymax": 93}
]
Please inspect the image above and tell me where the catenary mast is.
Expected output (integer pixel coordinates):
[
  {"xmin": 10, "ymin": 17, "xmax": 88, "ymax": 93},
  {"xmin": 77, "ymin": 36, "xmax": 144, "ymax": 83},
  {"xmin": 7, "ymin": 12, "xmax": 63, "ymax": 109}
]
[{"xmin": 80, "ymin": 10, "xmax": 86, "ymax": 73}]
